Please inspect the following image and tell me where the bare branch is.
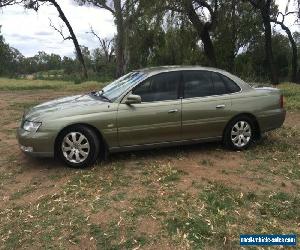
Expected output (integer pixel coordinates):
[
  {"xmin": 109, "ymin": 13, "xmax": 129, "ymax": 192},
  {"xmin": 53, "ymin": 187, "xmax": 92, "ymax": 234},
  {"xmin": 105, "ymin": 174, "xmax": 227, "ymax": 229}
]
[
  {"xmin": 0, "ymin": 0, "xmax": 23, "ymax": 7},
  {"xmin": 87, "ymin": 26, "xmax": 114, "ymax": 62},
  {"xmin": 78, "ymin": 0, "xmax": 115, "ymax": 13},
  {"xmin": 49, "ymin": 18, "xmax": 72, "ymax": 40}
]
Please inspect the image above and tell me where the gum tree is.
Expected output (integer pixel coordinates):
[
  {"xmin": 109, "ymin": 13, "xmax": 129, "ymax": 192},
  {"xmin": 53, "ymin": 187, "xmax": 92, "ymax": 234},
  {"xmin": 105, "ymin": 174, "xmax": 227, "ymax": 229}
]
[
  {"xmin": 76, "ymin": 0, "xmax": 144, "ymax": 77},
  {"xmin": 271, "ymin": 11, "xmax": 299, "ymax": 83},
  {"xmin": 248, "ymin": 0, "xmax": 279, "ymax": 84},
  {"xmin": 1, "ymin": 0, "xmax": 88, "ymax": 79}
]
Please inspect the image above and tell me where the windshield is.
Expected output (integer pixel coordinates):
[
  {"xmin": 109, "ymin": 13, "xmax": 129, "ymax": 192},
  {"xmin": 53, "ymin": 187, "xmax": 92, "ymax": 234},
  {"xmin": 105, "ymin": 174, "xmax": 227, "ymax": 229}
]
[{"xmin": 99, "ymin": 71, "xmax": 147, "ymax": 102}]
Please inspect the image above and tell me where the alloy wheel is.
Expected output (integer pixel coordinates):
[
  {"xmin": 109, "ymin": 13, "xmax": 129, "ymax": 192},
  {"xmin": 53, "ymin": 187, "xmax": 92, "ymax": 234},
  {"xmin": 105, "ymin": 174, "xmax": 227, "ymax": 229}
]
[
  {"xmin": 231, "ymin": 121, "xmax": 252, "ymax": 148},
  {"xmin": 61, "ymin": 132, "xmax": 90, "ymax": 163}
]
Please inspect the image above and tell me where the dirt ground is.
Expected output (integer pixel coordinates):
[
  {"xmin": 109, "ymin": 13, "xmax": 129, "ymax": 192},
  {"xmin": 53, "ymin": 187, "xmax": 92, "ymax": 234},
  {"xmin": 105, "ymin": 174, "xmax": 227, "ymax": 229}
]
[{"xmin": 0, "ymin": 89, "xmax": 299, "ymax": 249}]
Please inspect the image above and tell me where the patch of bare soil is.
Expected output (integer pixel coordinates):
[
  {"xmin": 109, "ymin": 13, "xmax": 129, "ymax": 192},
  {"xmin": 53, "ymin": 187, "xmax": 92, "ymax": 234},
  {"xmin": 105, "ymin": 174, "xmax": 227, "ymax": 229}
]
[
  {"xmin": 137, "ymin": 216, "xmax": 161, "ymax": 235},
  {"xmin": 0, "ymin": 91, "xmax": 73, "ymax": 206},
  {"xmin": 89, "ymin": 210, "xmax": 119, "ymax": 227},
  {"xmin": 166, "ymin": 113, "xmax": 300, "ymax": 194},
  {"xmin": 173, "ymin": 150, "xmax": 298, "ymax": 194},
  {"xmin": 285, "ymin": 112, "xmax": 300, "ymax": 129},
  {"xmin": 75, "ymin": 237, "xmax": 97, "ymax": 250}
]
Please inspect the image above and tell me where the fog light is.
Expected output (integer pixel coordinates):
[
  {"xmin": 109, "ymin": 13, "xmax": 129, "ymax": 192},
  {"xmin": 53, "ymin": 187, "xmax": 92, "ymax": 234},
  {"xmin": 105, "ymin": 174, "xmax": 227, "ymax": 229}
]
[{"xmin": 20, "ymin": 145, "xmax": 33, "ymax": 153}]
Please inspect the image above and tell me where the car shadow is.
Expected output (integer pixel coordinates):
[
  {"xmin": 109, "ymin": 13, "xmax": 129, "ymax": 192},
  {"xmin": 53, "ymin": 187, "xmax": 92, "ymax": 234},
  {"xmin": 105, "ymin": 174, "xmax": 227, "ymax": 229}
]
[
  {"xmin": 106, "ymin": 141, "xmax": 224, "ymax": 164},
  {"xmin": 20, "ymin": 141, "xmax": 225, "ymax": 171}
]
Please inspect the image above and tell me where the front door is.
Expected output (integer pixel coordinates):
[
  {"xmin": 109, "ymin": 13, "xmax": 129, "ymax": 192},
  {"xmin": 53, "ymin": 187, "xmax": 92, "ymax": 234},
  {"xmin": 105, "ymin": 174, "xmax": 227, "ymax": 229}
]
[{"xmin": 117, "ymin": 71, "xmax": 182, "ymax": 147}]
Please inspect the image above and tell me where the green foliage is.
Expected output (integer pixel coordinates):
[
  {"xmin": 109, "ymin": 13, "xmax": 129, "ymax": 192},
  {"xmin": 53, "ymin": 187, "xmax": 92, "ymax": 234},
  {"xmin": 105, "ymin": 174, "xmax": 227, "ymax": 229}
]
[
  {"xmin": 235, "ymin": 33, "xmax": 294, "ymax": 82},
  {"xmin": 280, "ymin": 83, "xmax": 300, "ymax": 110}
]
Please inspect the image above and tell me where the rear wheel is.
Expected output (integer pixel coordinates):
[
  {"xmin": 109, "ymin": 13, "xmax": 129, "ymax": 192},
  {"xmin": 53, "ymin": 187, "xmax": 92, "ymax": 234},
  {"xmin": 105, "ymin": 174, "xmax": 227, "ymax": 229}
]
[
  {"xmin": 224, "ymin": 116, "xmax": 254, "ymax": 150},
  {"xmin": 57, "ymin": 125, "xmax": 100, "ymax": 168}
]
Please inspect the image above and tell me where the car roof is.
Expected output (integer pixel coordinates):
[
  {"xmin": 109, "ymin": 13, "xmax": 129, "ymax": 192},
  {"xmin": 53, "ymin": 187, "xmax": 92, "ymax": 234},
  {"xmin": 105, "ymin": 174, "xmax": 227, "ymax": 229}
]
[{"xmin": 134, "ymin": 65, "xmax": 228, "ymax": 75}]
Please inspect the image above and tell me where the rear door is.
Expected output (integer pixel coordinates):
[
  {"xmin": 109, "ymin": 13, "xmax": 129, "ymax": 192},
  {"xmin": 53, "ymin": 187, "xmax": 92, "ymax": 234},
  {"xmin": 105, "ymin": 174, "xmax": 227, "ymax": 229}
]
[
  {"xmin": 181, "ymin": 70, "xmax": 233, "ymax": 140},
  {"xmin": 117, "ymin": 71, "xmax": 182, "ymax": 147}
]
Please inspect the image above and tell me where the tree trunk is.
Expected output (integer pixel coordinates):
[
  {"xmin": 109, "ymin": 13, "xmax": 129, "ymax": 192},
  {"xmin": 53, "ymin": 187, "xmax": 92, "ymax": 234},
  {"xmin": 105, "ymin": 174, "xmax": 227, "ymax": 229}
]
[
  {"xmin": 271, "ymin": 20, "xmax": 298, "ymax": 83},
  {"xmin": 261, "ymin": 3, "xmax": 278, "ymax": 84},
  {"xmin": 200, "ymin": 23, "xmax": 217, "ymax": 67},
  {"xmin": 184, "ymin": 0, "xmax": 217, "ymax": 67},
  {"xmin": 48, "ymin": 0, "xmax": 88, "ymax": 79},
  {"xmin": 229, "ymin": 0, "xmax": 237, "ymax": 72},
  {"xmin": 114, "ymin": 0, "xmax": 125, "ymax": 77}
]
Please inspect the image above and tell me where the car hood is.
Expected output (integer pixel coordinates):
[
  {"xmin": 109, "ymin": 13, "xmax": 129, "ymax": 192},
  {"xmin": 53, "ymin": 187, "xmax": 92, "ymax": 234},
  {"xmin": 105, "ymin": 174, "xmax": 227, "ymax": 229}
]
[{"xmin": 24, "ymin": 94, "xmax": 108, "ymax": 122}]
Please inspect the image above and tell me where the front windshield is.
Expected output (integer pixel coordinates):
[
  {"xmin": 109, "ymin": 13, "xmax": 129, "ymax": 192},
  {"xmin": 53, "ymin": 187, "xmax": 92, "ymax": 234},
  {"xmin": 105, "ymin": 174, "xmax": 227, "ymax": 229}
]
[{"xmin": 99, "ymin": 71, "xmax": 147, "ymax": 102}]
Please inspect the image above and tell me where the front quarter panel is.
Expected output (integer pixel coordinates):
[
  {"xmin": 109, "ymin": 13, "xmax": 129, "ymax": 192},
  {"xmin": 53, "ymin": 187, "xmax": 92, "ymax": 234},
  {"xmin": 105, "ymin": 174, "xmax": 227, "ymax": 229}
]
[{"xmin": 39, "ymin": 103, "xmax": 119, "ymax": 151}]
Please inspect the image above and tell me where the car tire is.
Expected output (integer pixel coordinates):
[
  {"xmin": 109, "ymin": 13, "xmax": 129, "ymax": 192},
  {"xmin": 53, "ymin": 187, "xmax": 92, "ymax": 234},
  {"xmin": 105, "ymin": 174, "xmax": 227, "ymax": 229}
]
[
  {"xmin": 57, "ymin": 125, "xmax": 100, "ymax": 168},
  {"xmin": 223, "ymin": 116, "xmax": 255, "ymax": 150}
]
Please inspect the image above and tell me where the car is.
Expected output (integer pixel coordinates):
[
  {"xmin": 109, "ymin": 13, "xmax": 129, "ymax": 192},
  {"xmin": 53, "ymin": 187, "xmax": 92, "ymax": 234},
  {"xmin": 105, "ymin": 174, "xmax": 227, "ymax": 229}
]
[{"xmin": 17, "ymin": 66, "xmax": 286, "ymax": 168}]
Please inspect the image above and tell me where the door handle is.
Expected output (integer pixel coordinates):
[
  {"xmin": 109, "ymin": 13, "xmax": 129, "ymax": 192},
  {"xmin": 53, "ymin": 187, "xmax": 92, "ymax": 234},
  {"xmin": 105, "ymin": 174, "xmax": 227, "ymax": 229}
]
[
  {"xmin": 168, "ymin": 109, "xmax": 179, "ymax": 114},
  {"xmin": 216, "ymin": 104, "xmax": 226, "ymax": 109}
]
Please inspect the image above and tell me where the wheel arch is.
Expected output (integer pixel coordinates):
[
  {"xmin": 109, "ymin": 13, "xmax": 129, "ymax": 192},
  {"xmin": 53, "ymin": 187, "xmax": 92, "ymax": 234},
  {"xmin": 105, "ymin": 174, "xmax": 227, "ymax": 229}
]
[
  {"xmin": 54, "ymin": 123, "xmax": 108, "ymax": 158},
  {"xmin": 223, "ymin": 113, "xmax": 261, "ymax": 140}
]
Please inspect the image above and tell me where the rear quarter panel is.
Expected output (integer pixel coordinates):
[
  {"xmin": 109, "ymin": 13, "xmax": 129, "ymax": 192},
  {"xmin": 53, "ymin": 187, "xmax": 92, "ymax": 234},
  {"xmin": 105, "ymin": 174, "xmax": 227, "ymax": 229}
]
[{"xmin": 230, "ymin": 88, "xmax": 286, "ymax": 133}]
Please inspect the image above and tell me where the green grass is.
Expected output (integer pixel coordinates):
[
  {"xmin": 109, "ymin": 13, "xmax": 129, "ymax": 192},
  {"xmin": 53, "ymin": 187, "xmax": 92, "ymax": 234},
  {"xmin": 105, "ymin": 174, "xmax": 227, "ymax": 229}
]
[
  {"xmin": 10, "ymin": 185, "xmax": 37, "ymax": 200},
  {"xmin": 279, "ymin": 83, "xmax": 300, "ymax": 111},
  {"xmin": 9, "ymin": 101, "xmax": 43, "ymax": 110},
  {"xmin": 245, "ymin": 126, "xmax": 300, "ymax": 180}
]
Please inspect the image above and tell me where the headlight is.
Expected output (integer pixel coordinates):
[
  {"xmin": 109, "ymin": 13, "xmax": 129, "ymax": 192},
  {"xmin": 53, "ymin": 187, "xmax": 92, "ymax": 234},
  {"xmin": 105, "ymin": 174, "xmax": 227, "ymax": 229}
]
[{"xmin": 23, "ymin": 121, "xmax": 42, "ymax": 133}]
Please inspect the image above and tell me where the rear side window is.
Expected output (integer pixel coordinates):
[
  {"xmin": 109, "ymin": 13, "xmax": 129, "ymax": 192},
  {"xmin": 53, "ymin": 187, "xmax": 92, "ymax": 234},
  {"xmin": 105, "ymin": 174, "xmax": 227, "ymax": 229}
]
[
  {"xmin": 220, "ymin": 75, "xmax": 241, "ymax": 93},
  {"xmin": 211, "ymin": 72, "xmax": 227, "ymax": 95},
  {"xmin": 132, "ymin": 72, "xmax": 180, "ymax": 102},
  {"xmin": 211, "ymin": 72, "xmax": 241, "ymax": 95},
  {"xmin": 183, "ymin": 71, "xmax": 213, "ymax": 98}
]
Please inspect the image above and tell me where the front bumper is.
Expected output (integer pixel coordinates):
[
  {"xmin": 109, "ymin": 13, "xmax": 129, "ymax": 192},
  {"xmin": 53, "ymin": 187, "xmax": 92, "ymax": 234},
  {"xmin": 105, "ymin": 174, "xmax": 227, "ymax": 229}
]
[{"xmin": 17, "ymin": 128, "xmax": 55, "ymax": 158}]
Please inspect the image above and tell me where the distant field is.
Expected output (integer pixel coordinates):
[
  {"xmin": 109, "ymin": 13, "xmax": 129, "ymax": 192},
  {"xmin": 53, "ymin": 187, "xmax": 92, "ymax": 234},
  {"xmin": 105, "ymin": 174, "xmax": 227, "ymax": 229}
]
[
  {"xmin": 0, "ymin": 77, "xmax": 106, "ymax": 91},
  {"xmin": 0, "ymin": 79, "xmax": 299, "ymax": 249}
]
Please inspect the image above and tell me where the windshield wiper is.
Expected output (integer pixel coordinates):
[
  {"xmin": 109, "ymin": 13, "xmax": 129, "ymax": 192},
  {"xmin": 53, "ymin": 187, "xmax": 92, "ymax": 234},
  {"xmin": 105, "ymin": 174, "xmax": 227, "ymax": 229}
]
[
  {"xmin": 99, "ymin": 94, "xmax": 111, "ymax": 102},
  {"xmin": 90, "ymin": 91, "xmax": 111, "ymax": 102}
]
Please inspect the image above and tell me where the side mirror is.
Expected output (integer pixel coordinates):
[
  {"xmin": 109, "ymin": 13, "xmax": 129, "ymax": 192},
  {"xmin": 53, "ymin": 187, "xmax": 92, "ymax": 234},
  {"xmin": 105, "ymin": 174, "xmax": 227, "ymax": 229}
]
[{"xmin": 125, "ymin": 94, "xmax": 142, "ymax": 105}]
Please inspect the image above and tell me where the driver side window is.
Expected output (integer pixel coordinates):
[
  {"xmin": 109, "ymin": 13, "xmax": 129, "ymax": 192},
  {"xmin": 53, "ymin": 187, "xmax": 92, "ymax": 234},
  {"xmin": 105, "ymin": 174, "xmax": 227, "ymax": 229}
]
[{"xmin": 132, "ymin": 72, "xmax": 180, "ymax": 102}]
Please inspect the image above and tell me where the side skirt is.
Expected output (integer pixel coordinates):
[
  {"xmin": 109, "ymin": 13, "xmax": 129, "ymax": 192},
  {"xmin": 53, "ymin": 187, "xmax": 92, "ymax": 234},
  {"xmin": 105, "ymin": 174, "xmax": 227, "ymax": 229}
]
[{"xmin": 109, "ymin": 136, "xmax": 222, "ymax": 153}]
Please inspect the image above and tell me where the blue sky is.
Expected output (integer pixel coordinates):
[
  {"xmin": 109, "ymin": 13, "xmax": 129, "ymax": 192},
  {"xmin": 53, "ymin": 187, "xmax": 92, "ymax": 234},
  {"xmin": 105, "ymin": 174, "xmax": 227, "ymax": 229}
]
[{"xmin": 0, "ymin": 0, "xmax": 298, "ymax": 57}]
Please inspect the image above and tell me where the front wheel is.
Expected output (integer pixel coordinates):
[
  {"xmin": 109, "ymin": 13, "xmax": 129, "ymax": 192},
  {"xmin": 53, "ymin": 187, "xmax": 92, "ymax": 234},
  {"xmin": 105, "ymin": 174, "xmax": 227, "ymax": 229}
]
[
  {"xmin": 57, "ymin": 125, "xmax": 100, "ymax": 168},
  {"xmin": 224, "ymin": 116, "xmax": 254, "ymax": 150}
]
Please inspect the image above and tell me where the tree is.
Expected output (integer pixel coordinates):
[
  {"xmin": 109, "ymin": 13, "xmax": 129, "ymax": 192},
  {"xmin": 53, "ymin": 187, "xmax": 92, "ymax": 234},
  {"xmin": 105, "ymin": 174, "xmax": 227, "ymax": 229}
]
[
  {"xmin": 0, "ymin": 0, "xmax": 21, "ymax": 7},
  {"xmin": 1, "ymin": 1, "xmax": 88, "ymax": 78},
  {"xmin": 165, "ymin": 0, "xmax": 218, "ymax": 66},
  {"xmin": 286, "ymin": 0, "xmax": 300, "ymax": 18},
  {"xmin": 271, "ymin": 12, "xmax": 299, "ymax": 83},
  {"xmin": 88, "ymin": 27, "xmax": 114, "ymax": 63},
  {"xmin": 76, "ymin": 0, "xmax": 144, "ymax": 77},
  {"xmin": 248, "ymin": 0, "xmax": 279, "ymax": 84},
  {"xmin": 0, "ymin": 26, "xmax": 11, "ymax": 75},
  {"xmin": 214, "ymin": 0, "xmax": 262, "ymax": 72},
  {"xmin": 20, "ymin": 0, "xmax": 88, "ymax": 78}
]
